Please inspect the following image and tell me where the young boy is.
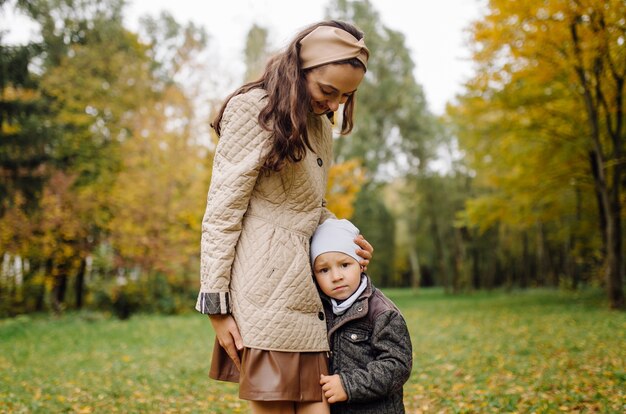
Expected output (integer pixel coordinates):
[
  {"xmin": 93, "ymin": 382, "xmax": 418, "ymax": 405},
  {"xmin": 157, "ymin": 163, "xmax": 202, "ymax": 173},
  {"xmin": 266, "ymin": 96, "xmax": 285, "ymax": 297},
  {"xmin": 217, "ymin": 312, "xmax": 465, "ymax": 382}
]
[{"xmin": 310, "ymin": 218, "xmax": 413, "ymax": 413}]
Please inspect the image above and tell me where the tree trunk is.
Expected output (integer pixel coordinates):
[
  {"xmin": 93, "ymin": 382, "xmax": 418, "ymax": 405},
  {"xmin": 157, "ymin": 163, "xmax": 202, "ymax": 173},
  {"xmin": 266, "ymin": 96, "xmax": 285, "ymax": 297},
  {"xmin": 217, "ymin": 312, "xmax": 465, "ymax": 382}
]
[
  {"xmin": 588, "ymin": 150, "xmax": 608, "ymax": 252},
  {"xmin": 585, "ymin": 103, "xmax": 623, "ymax": 308},
  {"xmin": 75, "ymin": 257, "xmax": 86, "ymax": 309},
  {"xmin": 606, "ymin": 172, "xmax": 624, "ymax": 309},
  {"xmin": 408, "ymin": 247, "xmax": 421, "ymax": 289},
  {"xmin": 571, "ymin": 185, "xmax": 582, "ymax": 290},
  {"xmin": 521, "ymin": 233, "xmax": 530, "ymax": 289},
  {"xmin": 570, "ymin": 17, "xmax": 625, "ymax": 309},
  {"xmin": 537, "ymin": 222, "xmax": 554, "ymax": 286},
  {"xmin": 430, "ymin": 216, "xmax": 447, "ymax": 292},
  {"xmin": 52, "ymin": 263, "xmax": 68, "ymax": 314},
  {"xmin": 471, "ymin": 245, "xmax": 480, "ymax": 290}
]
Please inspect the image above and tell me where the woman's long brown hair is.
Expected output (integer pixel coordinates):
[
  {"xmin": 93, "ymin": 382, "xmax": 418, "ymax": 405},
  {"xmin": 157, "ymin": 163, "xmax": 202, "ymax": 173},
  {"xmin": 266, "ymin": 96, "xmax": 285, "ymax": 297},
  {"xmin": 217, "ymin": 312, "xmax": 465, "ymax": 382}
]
[{"xmin": 212, "ymin": 20, "xmax": 366, "ymax": 172}]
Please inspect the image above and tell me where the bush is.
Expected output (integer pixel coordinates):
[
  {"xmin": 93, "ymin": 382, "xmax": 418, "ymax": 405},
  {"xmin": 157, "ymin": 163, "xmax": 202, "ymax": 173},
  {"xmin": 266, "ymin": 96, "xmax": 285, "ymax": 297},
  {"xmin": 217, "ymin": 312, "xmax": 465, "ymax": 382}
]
[
  {"xmin": 87, "ymin": 271, "xmax": 197, "ymax": 319},
  {"xmin": 110, "ymin": 282, "xmax": 144, "ymax": 320}
]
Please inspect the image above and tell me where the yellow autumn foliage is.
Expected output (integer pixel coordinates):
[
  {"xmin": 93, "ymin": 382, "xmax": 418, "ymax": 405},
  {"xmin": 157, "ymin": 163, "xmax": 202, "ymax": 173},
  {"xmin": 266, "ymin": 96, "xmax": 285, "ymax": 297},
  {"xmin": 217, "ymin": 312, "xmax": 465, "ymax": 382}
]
[{"xmin": 325, "ymin": 158, "xmax": 365, "ymax": 219}]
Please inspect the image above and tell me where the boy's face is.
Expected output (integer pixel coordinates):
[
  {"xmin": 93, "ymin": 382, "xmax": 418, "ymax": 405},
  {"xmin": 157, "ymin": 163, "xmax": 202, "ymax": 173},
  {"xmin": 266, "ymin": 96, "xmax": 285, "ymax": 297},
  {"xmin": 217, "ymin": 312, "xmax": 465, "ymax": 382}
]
[{"xmin": 313, "ymin": 252, "xmax": 362, "ymax": 300}]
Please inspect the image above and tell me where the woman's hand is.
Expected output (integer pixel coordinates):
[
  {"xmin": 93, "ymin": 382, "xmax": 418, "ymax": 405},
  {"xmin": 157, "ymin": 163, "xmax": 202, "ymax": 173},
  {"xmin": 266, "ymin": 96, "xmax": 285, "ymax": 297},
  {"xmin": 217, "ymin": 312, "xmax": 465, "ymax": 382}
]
[
  {"xmin": 354, "ymin": 234, "xmax": 374, "ymax": 271},
  {"xmin": 209, "ymin": 314, "xmax": 244, "ymax": 370}
]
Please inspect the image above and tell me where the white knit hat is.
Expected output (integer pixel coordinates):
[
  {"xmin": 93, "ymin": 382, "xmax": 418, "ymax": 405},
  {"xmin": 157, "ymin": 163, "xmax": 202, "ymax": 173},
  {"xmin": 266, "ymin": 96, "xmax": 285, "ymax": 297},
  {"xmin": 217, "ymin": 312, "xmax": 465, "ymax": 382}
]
[{"xmin": 310, "ymin": 219, "xmax": 361, "ymax": 264}]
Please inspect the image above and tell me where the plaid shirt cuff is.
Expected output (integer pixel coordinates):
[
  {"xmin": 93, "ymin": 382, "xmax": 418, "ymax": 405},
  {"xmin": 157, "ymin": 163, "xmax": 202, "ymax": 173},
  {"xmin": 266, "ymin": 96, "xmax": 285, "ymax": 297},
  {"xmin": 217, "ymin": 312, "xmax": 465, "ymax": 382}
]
[{"xmin": 195, "ymin": 292, "xmax": 231, "ymax": 314}]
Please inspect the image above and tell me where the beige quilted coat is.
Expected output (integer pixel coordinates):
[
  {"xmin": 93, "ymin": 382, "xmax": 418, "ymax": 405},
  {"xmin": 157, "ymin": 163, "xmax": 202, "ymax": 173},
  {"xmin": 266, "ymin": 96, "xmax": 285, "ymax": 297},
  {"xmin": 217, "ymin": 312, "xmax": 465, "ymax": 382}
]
[{"xmin": 195, "ymin": 88, "xmax": 335, "ymax": 352}]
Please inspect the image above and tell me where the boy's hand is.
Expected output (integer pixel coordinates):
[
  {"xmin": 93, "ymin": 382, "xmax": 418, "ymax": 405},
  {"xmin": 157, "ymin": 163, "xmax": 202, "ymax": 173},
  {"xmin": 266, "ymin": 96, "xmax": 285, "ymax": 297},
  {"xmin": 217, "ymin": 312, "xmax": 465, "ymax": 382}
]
[{"xmin": 320, "ymin": 374, "xmax": 348, "ymax": 403}]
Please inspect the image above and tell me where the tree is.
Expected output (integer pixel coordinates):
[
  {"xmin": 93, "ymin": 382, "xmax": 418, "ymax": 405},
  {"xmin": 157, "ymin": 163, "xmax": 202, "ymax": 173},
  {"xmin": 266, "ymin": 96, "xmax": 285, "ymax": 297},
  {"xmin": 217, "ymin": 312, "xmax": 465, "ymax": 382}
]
[
  {"xmin": 327, "ymin": 0, "xmax": 441, "ymax": 286},
  {"xmin": 0, "ymin": 39, "xmax": 49, "ymax": 213},
  {"xmin": 29, "ymin": 0, "xmax": 157, "ymax": 310},
  {"xmin": 450, "ymin": 0, "xmax": 625, "ymax": 307},
  {"xmin": 0, "ymin": 1, "xmax": 58, "ymax": 314},
  {"xmin": 244, "ymin": 24, "xmax": 269, "ymax": 82},
  {"xmin": 107, "ymin": 13, "xmax": 211, "ymax": 285},
  {"xmin": 1, "ymin": 0, "xmax": 211, "ymax": 314}
]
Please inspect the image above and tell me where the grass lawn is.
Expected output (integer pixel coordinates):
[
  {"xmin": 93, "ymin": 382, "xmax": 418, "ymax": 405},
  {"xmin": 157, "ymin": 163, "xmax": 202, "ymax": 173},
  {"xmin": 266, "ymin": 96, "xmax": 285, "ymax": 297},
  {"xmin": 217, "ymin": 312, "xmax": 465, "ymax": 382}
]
[{"xmin": 1, "ymin": 288, "xmax": 624, "ymax": 413}]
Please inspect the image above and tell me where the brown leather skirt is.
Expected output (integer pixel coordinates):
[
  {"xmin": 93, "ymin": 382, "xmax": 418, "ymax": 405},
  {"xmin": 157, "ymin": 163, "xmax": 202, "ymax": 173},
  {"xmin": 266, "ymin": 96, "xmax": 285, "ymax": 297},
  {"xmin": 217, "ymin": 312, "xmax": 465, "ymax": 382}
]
[{"xmin": 209, "ymin": 339, "xmax": 329, "ymax": 402}]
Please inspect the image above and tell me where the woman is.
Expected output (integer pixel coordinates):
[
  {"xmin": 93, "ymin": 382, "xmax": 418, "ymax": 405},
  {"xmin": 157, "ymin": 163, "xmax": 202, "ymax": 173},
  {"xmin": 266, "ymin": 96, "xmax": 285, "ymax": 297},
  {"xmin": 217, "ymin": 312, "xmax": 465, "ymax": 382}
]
[{"xmin": 196, "ymin": 20, "xmax": 372, "ymax": 414}]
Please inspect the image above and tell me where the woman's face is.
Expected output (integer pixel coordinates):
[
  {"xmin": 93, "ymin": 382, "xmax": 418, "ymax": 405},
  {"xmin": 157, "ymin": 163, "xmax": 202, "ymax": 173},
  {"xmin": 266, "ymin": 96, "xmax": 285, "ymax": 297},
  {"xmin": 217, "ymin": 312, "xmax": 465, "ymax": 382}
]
[{"xmin": 305, "ymin": 64, "xmax": 365, "ymax": 115}]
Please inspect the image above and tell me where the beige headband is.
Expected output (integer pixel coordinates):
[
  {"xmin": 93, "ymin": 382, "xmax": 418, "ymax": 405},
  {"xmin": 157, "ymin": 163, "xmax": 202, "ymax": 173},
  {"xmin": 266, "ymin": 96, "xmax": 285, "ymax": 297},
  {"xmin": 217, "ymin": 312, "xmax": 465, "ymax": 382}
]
[{"xmin": 299, "ymin": 26, "xmax": 369, "ymax": 70}]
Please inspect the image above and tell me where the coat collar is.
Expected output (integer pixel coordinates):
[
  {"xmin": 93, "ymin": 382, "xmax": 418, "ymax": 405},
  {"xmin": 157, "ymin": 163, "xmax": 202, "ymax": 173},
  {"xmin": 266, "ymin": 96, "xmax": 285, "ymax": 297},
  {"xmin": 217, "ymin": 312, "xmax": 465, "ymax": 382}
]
[{"xmin": 323, "ymin": 274, "xmax": 373, "ymax": 338}]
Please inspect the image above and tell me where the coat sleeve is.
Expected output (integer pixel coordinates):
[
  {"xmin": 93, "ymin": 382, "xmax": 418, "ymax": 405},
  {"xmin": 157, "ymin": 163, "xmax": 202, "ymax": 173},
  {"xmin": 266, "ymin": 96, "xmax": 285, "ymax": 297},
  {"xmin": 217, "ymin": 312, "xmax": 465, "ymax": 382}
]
[
  {"xmin": 339, "ymin": 310, "xmax": 413, "ymax": 402},
  {"xmin": 195, "ymin": 92, "xmax": 270, "ymax": 314}
]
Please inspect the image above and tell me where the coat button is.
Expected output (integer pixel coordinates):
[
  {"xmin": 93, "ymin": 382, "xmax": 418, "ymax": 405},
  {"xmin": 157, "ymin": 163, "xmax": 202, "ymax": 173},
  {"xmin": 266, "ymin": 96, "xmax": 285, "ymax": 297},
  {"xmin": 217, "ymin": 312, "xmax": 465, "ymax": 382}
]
[
  {"xmin": 350, "ymin": 333, "xmax": 358, "ymax": 340},
  {"xmin": 317, "ymin": 157, "xmax": 323, "ymax": 166},
  {"xmin": 356, "ymin": 306, "xmax": 363, "ymax": 312},
  {"xmin": 318, "ymin": 312, "xmax": 325, "ymax": 320}
]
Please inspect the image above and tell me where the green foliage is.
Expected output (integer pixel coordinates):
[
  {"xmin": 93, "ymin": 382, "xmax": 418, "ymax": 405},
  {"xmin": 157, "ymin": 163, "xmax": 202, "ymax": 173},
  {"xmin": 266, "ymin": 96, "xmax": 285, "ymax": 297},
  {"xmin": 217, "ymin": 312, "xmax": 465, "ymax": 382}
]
[
  {"xmin": 448, "ymin": 0, "xmax": 626, "ymax": 303},
  {"xmin": 0, "ymin": 1, "xmax": 212, "ymax": 315},
  {"xmin": 0, "ymin": 288, "xmax": 623, "ymax": 413},
  {"xmin": 327, "ymin": 0, "xmax": 444, "ymax": 287},
  {"xmin": 0, "ymin": 36, "xmax": 53, "ymax": 215},
  {"xmin": 243, "ymin": 24, "xmax": 269, "ymax": 82},
  {"xmin": 3, "ymin": 0, "xmax": 622, "ymax": 316},
  {"xmin": 89, "ymin": 272, "xmax": 196, "ymax": 320},
  {"xmin": 0, "ymin": 0, "xmax": 151, "ymax": 315},
  {"xmin": 352, "ymin": 183, "xmax": 395, "ymax": 285},
  {"xmin": 138, "ymin": 11, "xmax": 209, "ymax": 84},
  {"xmin": 328, "ymin": 0, "xmax": 437, "ymax": 175}
]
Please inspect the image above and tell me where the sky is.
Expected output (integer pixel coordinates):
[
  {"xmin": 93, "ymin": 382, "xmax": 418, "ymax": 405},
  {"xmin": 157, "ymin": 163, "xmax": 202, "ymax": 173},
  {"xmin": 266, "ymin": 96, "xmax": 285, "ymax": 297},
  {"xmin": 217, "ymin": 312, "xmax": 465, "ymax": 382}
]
[
  {"xmin": 1, "ymin": 0, "xmax": 486, "ymax": 115},
  {"xmin": 124, "ymin": 0, "xmax": 486, "ymax": 115}
]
